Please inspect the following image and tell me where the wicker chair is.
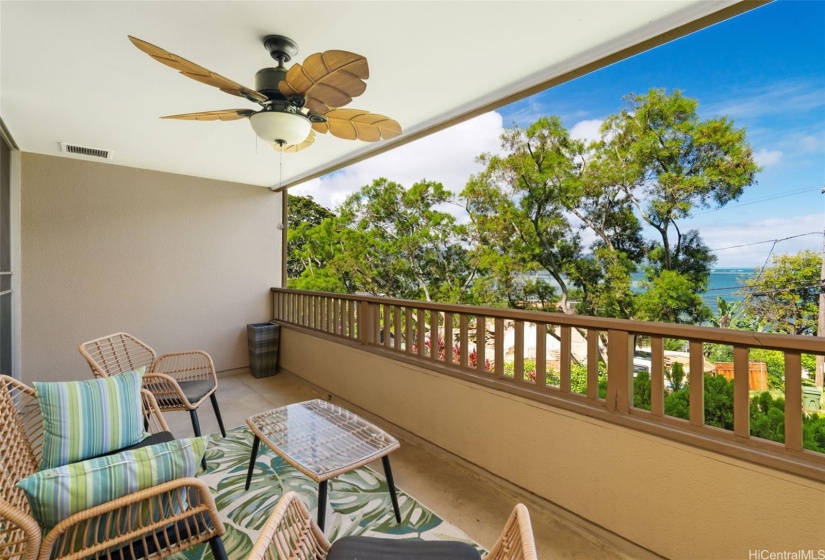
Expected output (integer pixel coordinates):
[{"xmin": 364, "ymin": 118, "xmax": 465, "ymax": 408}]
[
  {"xmin": 79, "ymin": 333, "xmax": 227, "ymax": 440},
  {"xmin": 246, "ymin": 492, "xmax": 538, "ymax": 560},
  {"xmin": 0, "ymin": 374, "xmax": 227, "ymax": 560}
]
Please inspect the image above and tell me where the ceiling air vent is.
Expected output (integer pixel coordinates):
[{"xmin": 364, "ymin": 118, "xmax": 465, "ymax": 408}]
[{"xmin": 59, "ymin": 142, "xmax": 113, "ymax": 160}]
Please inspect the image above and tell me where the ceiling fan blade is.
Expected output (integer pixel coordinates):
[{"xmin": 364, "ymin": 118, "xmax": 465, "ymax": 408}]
[
  {"xmin": 313, "ymin": 109, "xmax": 401, "ymax": 142},
  {"xmin": 160, "ymin": 109, "xmax": 256, "ymax": 121},
  {"xmin": 279, "ymin": 51, "xmax": 369, "ymax": 114},
  {"xmin": 129, "ymin": 36, "xmax": 268, "ymax": 104},
  {"xmin": 273, "ymin": 130, "xmax": 316, "ymax": 153}
]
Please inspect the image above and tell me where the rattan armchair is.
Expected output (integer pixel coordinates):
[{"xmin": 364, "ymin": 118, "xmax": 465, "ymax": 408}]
[
  {"xmin": 0, "ymin": 374, "xmax": 227, "ymax": 560},
  {"xmin": 79, "ymin": 333, "xmax": 227, "ymax": 440},
  {"xmin": 246, "ymin": 492, "xmax": 538, "ymax": 560}
]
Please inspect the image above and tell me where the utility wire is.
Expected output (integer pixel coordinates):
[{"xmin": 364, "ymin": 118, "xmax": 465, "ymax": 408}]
[
  {"xmin": 709, "ymin": 232, "xmax": 820, "ymax": 252},
  {"xmin": 692, "ymin": 184, "xmax": 823, "ymax": 216}
]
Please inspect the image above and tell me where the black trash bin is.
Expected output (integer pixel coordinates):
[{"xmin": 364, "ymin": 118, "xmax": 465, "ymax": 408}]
[{"xmin": 247, "ymin": 322, "xmax": 280, "ymax": 378}]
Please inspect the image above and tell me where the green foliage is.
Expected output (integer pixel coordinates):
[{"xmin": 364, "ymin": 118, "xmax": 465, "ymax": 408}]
[
  {"xmin": 289, "ymin": 179, "xmax": 478, "ymax": 302},
  {"xmin": 634, "ymin": 372, "xmax": 652, "ymax": 410},
  {"xmin": 286, "ymin": 195, "xmax": 335, "ymax": 281},
  {"xmin": 462, "ymin": 116, "xmax": 584, "ymax": 313},
  {"xmin": 739, "ymin": 250, "xmax": 821, "ymax": 335},
  {"xmin": 635, "ymin": 270, "xmax": 711, "ymax": 324},
  {"xmin": 290, "ymin": 89, "xmax": 759, "ymax": 328},
  {"xmin": 666, "ymin": 362, "xmax": 686, "ymax": 392},
  {"xmin": 748, "ymin": 349, "xmax": 787, "ymax": 390}
]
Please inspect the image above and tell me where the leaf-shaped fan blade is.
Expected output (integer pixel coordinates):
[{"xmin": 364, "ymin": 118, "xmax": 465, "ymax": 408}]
[
  {"xmin": 279, "ymin": 51, "xmax": 369, "ymax": 114},
  {"xmin": 129, "ymin": 36, "xmax": 268, "ymax": 104},
  {"xmin": 160, "ymin": 109, "xmax": 256, "ymax": 121},
  {"xmin": 273, "ymin": 130, "xmax": 316, "ymax": 153},
  {"xmin": 312, "ymin": 109, "xmax": 401, "ymax": 142}
]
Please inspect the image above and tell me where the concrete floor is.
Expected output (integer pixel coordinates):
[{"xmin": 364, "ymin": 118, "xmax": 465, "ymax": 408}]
[{"xmin": 164, "ymin": 369, "xmax": 659, "ymax": 560}]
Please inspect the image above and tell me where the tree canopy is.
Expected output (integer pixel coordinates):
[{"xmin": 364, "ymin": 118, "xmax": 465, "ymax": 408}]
[
  {"xmin": 286, "ymin": 89, "xmax": 762, "ymax": 325},
  {"xmin": 739, "ymin": 250, "xmax": 821, "ymax": 335}
]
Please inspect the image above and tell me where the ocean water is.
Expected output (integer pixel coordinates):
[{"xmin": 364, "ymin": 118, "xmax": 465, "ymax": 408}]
[
  {"xmin": 631, "ymin": 268, "xmax": 757, "ymax": 309},
  {"xmin": 526, "ymin": 268, "xmax": 759, "ymax": 311},
  {"xmin": 701, "ymin": 268, "xmax": 757, "ymax": 307}
]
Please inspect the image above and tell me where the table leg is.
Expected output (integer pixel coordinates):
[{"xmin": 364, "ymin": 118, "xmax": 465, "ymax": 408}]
[
  {"xmin": 317, "ymin": 480, "xmax": 328, "ymax": 531},
  {"xmin": 382, "ymin": 455, "xmax": 402, "ymax": 523},
  {"xmin": 244, "ymin": 435, "xmax": 261, "ymax": 491}
]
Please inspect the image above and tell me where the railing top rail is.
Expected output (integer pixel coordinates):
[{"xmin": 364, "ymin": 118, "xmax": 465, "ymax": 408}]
[{"xmin": 271, "ymin": 287, "xmax": 825, "ymax": 354}]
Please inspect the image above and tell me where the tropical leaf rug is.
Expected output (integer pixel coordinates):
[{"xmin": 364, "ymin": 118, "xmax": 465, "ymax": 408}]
[{"xmin": 170, "ymin": 426, "xmax": 482, "ymax": 559}]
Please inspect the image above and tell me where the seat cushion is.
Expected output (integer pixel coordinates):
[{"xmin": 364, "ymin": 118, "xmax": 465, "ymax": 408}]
[
  {"xmin": 34, "ymin": 368, "xmax": 146, "ymax": 469},
  {"xmin": 17, "ymin": 436, "xmax": 208, "ymax": 533},
  {"xmin": 177, "ymin": 379, "xmax": 215, "ymax": 403},
  {"xmin": 327, "ymin": 536, "xmax": 482, "ymax": 560}
]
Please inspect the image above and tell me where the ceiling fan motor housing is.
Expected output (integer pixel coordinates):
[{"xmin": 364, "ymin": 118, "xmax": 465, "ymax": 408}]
[{"xmin": 255, "ymin": 67, "xmax": 287, "ymax": 97}]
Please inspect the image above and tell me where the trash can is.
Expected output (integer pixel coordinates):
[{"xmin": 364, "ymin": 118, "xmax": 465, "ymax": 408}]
[
  {"xmin": 802, "ymin": 386, "xmax": 822, "ymax": 412},
  {"xmin": 247, "ymin": 322, "xmax": 280, "ymax": 378}
]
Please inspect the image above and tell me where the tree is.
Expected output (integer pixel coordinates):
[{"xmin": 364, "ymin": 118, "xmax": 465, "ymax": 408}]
[
  {"xmin": 286, "ymin": 195, "xmax": 334, "ymax": 280},
  {"xmin": 463, "ymin": 117, "xmax": 585, "ymax": 312},
  {"xmin": 598, "ymin": 89, "xmax": 759, "ymax": 321},
  {"xmin": 739, "ymin": 250, "xmax": 821, "ymax": 335},
  {"xmin": 294, "ymin": 178, "xmax": 478, "ymax": 302}
]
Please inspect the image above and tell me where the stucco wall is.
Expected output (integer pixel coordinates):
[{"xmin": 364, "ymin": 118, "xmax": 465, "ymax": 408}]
[
  {"xmin": 280, "ymin": 327, "xmax": 825, "ymax": 560},
  {"xmin": 21, "ymin": 153, "xmax": 281, "ymax": 380}
]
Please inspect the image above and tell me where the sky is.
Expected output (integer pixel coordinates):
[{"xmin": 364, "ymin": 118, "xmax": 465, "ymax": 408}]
[{"xmin": 292, "ymin": 0, "xmax": 825, "ymax": 268}]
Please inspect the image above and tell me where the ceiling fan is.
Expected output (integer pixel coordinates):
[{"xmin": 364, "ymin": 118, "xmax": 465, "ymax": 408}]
[{"xmin": 129, "ymin": 34, "xmax": 402, "ymax": 152}]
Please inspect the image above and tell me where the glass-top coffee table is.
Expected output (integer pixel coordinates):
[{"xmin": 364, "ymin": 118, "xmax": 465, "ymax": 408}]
[{"xmin": 244, "ymin": 399, "xmax": 402, "ymax": 531}]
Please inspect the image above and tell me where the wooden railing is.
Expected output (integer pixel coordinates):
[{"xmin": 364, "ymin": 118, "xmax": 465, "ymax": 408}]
[{"xmin": 271, "ymin": 288, "xmax": 825, "ymax": 481}]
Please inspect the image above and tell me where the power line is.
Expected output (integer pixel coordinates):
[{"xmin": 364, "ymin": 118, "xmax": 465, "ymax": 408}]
[
  {"xmin": 692, "ymin": 184, "xmax": 823, "ymax": 216},
  {"xmin": 709, "ymin": 232, "xmax": 820, "ymax": 252}
]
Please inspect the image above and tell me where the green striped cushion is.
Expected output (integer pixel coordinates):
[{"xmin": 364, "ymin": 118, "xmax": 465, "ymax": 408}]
[
  {"xmin": 35, "ymin": 368, "xmax": 146, "ymax": 470},
  {"xmin": 16, "ymin": 436, "xmax": 207, "ymax": 533}
]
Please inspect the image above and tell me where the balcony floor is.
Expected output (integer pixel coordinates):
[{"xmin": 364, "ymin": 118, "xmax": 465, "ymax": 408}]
[{"xmin": 164, "ymin": 369, "xmax": 658, "ymax": 560}]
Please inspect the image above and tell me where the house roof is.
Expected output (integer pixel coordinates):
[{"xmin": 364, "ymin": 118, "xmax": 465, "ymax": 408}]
[{"xmin": 0, "ymin": 1, "xmax": 759, "ymax": 189}]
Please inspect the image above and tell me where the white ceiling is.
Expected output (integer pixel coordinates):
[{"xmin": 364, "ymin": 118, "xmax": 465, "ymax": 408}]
[{"xmin": 1, "ymin": 1, "xmax": 751, "ymax": 189}]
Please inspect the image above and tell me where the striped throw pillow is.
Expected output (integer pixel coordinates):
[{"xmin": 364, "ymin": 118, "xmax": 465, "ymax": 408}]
[
  {"xmin": 35, "ymin": 368, "xmax": 146, "ymax": 470},
  {"xmin": 16, "ymin": 436, "xmax": 207, "ymax": 534}
]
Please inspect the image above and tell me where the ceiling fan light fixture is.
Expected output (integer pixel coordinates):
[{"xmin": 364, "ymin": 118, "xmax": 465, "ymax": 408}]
[{"xmin": 249, "ymin": 110, "xmax": 311, "ymax": 146}]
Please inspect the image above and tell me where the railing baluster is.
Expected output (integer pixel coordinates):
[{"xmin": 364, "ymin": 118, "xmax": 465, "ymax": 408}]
[
  {"xmin": 536, "ymin": 323, "xmax": 546, "ymax": 387},
  {"xmin": 405, "ymin": 307, "xmax": 413, "ymax": 354},
  {"xmin": 383, "ymin": 304, "xmax": 391, "ymax": 348},
  {"xmin": 431, "ymin": 309, "xmax": 440, "ymax": 361},
  {"xmin": 559, "ymin": 325, "xmax": 571, "ymax": 393},
  {"xmin": 607, "ymin": 330, "xmax": 633, "ymax": 413},
  {"xmin": 348, "ymin": 300, "xmax": 355, "ymax": 339},
  {"xmin": 733, "ymin": 345, "xmax": 749, "ymax": 438},
  {"xmin": 358, "ymin": 301, "xmax": 369, "ymax": 345},
  {"xmin": 784, "ymin": 351, "xmax": 803, "ymax": 452},
  {"xmin": 477, "ymin": 316, "xmax": 487, "ymax": 373},
  {"xmin": 460, "ymin": 315, "xmax": 469, "ymax": 367},
  {"xmin": 514, "ymin": 320, "xmax": 524, "ymax": 382},
  {"xmin": 587, "ymin": 330, "xmax": 599, "ymax": 399},
  {"xmin": 650, "ymin": 336, "xmax": 664, "ymax": 416},
  {"xmin": 444, "ymin": 312, "xmax": 454, "ymax": 364},
  {"xmin": 689, "ymin": 340, "xmax": 704, "ymax": 427},
  {"xmin": 373, "ymin": 303, "xmax": 381, "ymax": 344},
  {"xmin": 393, "ymin": 306, "xmax": 402, "ymax": 351},
  {"xmin": 417, "ymin": 308, "xmax": 426, "ymax": 357},
  {"xmin": 494, "ymin": 317, "xmax": 504, "ymax": 377}
]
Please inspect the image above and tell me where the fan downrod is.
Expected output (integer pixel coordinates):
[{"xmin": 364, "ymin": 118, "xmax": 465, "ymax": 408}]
[{"xmin": 263, "ymin": 35, "xmax": 299, "ymax": 66}]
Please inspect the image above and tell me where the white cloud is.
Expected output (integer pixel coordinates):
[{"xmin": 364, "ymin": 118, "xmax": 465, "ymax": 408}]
[
  {"xmin": 291, "ymin": 112, "xmax": 505, "ymax": 212},
  {"xmin": 754, "ymin": 149, "xmax": 783, "ymax": 167},
  {"xmin": 799, "ymin": 134, "xmax": 823, "ymax": 153},
  {"xmin": 569, "ymin": 119, "xmax": 603, "ymax": 143},
  {"xmin": 690, "ymin": 213, "xmax": 822, "ymax": 268}
]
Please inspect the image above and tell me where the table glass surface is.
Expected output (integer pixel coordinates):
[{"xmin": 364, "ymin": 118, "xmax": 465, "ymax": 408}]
[{"xmin": 247, "ymin": 399, "xmax": 398, "ymax": 478}]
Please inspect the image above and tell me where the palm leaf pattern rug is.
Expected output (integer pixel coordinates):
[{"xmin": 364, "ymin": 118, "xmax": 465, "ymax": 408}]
[{"xmin": 170, "ymin": 426, "xmax": 483, "ymax": 559}]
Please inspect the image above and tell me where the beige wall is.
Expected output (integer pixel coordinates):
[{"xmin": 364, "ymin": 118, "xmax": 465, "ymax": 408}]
[
  {"xmin": 21, "ymin": 153, "xmax": 281, "ymax": 381},
  {"xmin": 280, "ymin": 328, "xmax": 825, "ymax": 560}
]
